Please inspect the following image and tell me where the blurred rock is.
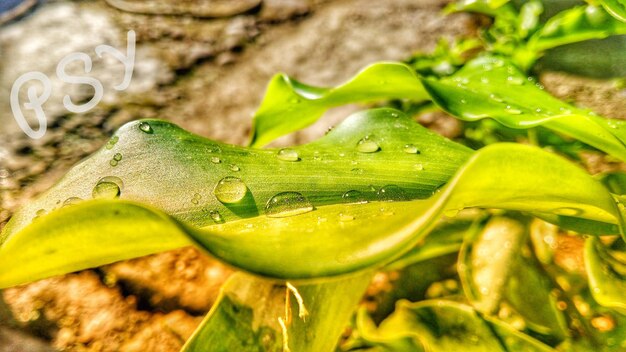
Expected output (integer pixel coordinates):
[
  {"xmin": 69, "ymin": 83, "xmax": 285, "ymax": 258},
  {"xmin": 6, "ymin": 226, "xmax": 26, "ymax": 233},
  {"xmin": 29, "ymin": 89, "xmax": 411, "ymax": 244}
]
[{"xmin": 104, "ymin": 0, "xmax": 261, "ymax": 17}]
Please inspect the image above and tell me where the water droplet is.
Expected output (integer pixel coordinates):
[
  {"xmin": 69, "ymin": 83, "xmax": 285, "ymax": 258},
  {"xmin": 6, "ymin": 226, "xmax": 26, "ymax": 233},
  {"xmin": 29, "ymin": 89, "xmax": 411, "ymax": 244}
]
[
  {"xmin": 105, "ymin": 136, "xmax": 119, "ymax": 150},
  {"xmin": 191, "ymin": 193, "xmax": 201, "ymax": 205},
  {"xmin": 403, "ymin": 144, "xmax": 420, "ymax": 154},
  {"xmin": 63, "ymin": 197, "xmax": 82, "ymax": 207},
  {"xmin": 139, "ymin": 122, "xmax": 153, "ymax": 134},
  {"xmin": 507, "ymin": 76, "xmax": 524, "ymax": 85},
  {"xmin": 377, "ymin": 185, "xmax": 408, "ymax": 201},
  {"xmin": 489, "ymin": 94, "xmax": 503, "ymax": 102},
  {"xmin": 229, "ymin": 164, "xmax": 240, "ymax": 172},
  {"xmin": 313, "ymin": 152, "xmax": 321, "ymax": 161},
  {"xmin": 213, "ymin": 176, "xmax": 247, "ymax": 204},
  {"xmin": 210, "ymin": 156, "xmax": 221, "ymax": 164},
  {"xmin": 505, "ymin": 106, "xmax": 523, "ymax": 115},
  {"xmin": 277, "ymin": 148, "xmax": 300, "ymax": 161},
  {"xmin": 209, "ymin": 210, "xmax": 225, "ymax": 224},
  {"xmin": 339, "ymin": 213, "xmax": 355, "ymax": 222},
  {"xmin": 414, "ymin": 163, "xmax": 424, "ymax": 171},
  {"xmin": 109, "ymin": 160, "xmax": 118, "ymax": 167},
  {"xmin": 92, "ymin": 176, "xmax": 123, "ymax": 199},
  {"xmin": 480, "ymin": 77, "xmax": 489, "ymax": 84},
  {"xmin": 460, "ymin": 99, "xmax": 467, "ymax": 104},
  {"xmin": 342, "ymin": 190, "xmax": 367, "ymax": 204},
  {"xmin": 265, "ymin": 192, "xmax": 313, "ymax": 218},
  {"xmin": 35, "ymin": 209, "xmax": 46, "ymax": 217},
  {"xmin": 356, "ymin": 136, "xmax": 380, "ymax": 153},
  {"xmin": 113, "ymin": 153, "xmax": 123, "ymax": 161}
]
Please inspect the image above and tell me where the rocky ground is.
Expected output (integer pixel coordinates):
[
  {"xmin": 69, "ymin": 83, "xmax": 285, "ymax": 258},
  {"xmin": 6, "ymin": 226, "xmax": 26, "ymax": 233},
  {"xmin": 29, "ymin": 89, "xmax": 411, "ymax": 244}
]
[{"xmin": 1, "ymin": 0, "xmax": 626, "ymax": 351}]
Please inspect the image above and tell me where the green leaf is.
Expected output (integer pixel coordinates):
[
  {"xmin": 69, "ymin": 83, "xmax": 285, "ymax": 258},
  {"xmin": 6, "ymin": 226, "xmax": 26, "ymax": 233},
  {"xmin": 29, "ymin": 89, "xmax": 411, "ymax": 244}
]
[
  {"xmin": 182, "ymin": 272, "xmax": 372, "ymax": 352},
  {"xmin": 357, "ymin": 300, "xmax": 555, "ymax": 351},
  {"xmin": 459, "ymin": 216, "xmax": 527, "ymax": 314},
  {"xmin": 2, "ymin": 108, "xmax": 470, "ymax": 244},
  {"xmin": 421, "ymin": 55, "xmax": 626, "ymax": 162},
  {"xmin": 445, "ymin": 0, "xmax": 515, "ymax": 17},
  {"xmin": 250, "ymin": 63, "xmax": 429, "ymax": 147},
  {"xmin": 585, "ymin": 237, "xmax": 626, "ymax": 312},
  {"xmin": 528, "ymin": 5, "xmax": 626, "ymax": 53},
  {"xmin": 600, "ymin": 0, "xmax": 626, "ymax": 22},
  {"xmin": 1, "ymin": 139, "xmax": 621, "ymax": 287}
]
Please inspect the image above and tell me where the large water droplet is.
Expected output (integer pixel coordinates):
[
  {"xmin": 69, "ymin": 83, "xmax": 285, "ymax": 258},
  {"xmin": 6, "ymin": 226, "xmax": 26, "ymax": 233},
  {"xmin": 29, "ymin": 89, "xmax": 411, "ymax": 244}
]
[
  {"xmin": 377, "ymin": 185, "xmax": 408, "ymax": 201},
  {"xmin": 213, "ymin": 176, "xmax": 247, "ymax": 204},
  {"xmin": 403, "ymin": 144, "xmax": 420, "ymax": 154},
  {"xmin": 139, "ymin": 122, "xmax": 153, "ymax": 134},
  {"xmin": 265, "ymin": 192, "xmax": 313, "ymax": 218},
  {"xmin": 277, "ymin": 148, "xmax": 299, "ymax": 162},
  {"xmin": 356, "ymin": 136, "xmax": 380, "ymax": 153},
  {"xmin": 92, "ymin": 176, "xmax": 123, "ymax": 199},
  {"xmin": 342, "ymin": 190, "xmax": 367, "ymax": 204}
]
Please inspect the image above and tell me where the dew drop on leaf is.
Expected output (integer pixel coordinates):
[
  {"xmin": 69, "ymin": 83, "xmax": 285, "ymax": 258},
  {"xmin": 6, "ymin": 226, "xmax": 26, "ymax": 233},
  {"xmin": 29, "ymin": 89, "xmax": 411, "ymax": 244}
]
[
  {"xmin": 506, "ymin": 76, "xmax": 524, "ymax": 85},
  {"xmin": 403, "ymin": 144, "xmax": 420, "ymax": 154},
  {"xmin": 138, "ymin": 122, "xmax": 153, "ymax": 134},
  {"xmin": 489, "ymin": 93, "xmax": 503, "ymax": 102},
  {"xmin": 342, "ymin": 190, "xmax": 367, "ymax": 204},
  {"xmin": 209, "ymin": 210, "xmax": 225, "ymax": 224},
  {"xmin": 356, "ymin": 136, "xmax": 380, "ymax": 153},
  {"xmin": 229, "ymin": 164, "xmax": 240, "ymax": 172},
  {"xmin": 109, "ymin": 160, "xmax": 118, "ymax": 167},
  {"xmin": 265, "ymin": 192, "xmax": 313, "ymax": 218},
  {"xmin": 277, "ymin": 148, "xmax": 300, "ymax": 161},
  {"xmin": 92, "ymin": 176, "xmax": 123, "ymax": 199},
  {"xmin": 210, "ymin": 156, "xmax": 221, "ymax": 164},
  {"xmin": 414, "ymin": 163, "xmax": 424, "ymax": 171},
  {"xmin": 105, "ymin": 136, "xmax": 119, "ymax": 150},
  {"xmin": 505, "ymin": 106, "xmax": 523, "ymax": 115},
  {"xmin": 113, "ymin": 153, "xmax": 123, "ymax": 161},
  {"xmin": 213, "ymin": 176, "xmax": 247, "ymax": 204},
  {"xmin": 377, "ymin": 185, "xmax": 408, "ymax": 201},
  {"xmin": 63, "ymin": 197, "xmax": 82, "ymax": 207}
]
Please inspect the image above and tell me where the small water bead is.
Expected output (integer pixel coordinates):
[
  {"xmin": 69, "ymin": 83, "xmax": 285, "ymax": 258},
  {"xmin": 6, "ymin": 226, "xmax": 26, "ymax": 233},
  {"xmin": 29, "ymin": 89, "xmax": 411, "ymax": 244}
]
[
  {"xmin": 35, "ymin": 209, "xmax": 47, "ymax": 219},
  {"xmin": 489, "ymin": 94, "xmax": 503, "ymax": 102},
  {"xmin": 313, "ymin": 152, "xmax": 321, "ymax": 161},
  {"xmin": 113, "ymin": 153, "xmax": 123, "ymax": 161},
  {"xmin": 351, "ymin": 168, "xmax": 364, "ymax": 174},
  {"xmin": 277, "ymin": 148, "xmax": 300, "ymax": 161},
  {"xmin": 138, "ymin": 122, "xmax": 153, "ymax": 134},
  {"xmin": 342, "ymin": 190, "xmax": 367, "ymax": 204},
  {"xmin": 105, "ymin": 136, "xmax": 119, "ymax": 150},
  {"xmin": 63, "ymin": 197, "xmax": 82, "ymax": 207},
  {"xmin": 209, "ymin": 210, "xmax": 225, "ymax": 224},
  {"xmin": 356, "ymin": 136, "xmax": 380, "ymax": 153},
  {"xmin": 210, "ymin": 156, "xmax": 221, "ymax": 164},
  {"xmin": 110, "ymin": 160, "xmax": 118, "ymax": 167},
  {"xmin": 506, "ymin": 76, "xmax": 524, "ymax": 85},
  {"xmin": 403, "ymin": 144, "xmax": 420, "ymax": 154},
  {"xmin": 460, "ymin": 99, "xmax": 467, "ymax": 104},
  {"xmin": 505, "ymin": 106, "xmax": 523, "ymax": 115},
  {"xmin": 377, "ymin": 185, "xmax": 408, "ymax": 201},
  {"xmin": 92, "ymin": 176, "xmax": 123, "ymax": 199},
  {"xmin": 414, "ymin": 163, "xmax": 424, "ymax": 171},
  {"xmin": 214, "ymin": 176, "xmax": 247, "ymax": 204},
  {"xmin": 265, "ymin": 192, "xmax": 313, "ymax": 218},
  {"xmin": 191, "ymin": 193, "xmax": 202, "ymax": 205},
  {"xmin": 229, "ymin": 164, "xmax": 240, "ymax": 172}
]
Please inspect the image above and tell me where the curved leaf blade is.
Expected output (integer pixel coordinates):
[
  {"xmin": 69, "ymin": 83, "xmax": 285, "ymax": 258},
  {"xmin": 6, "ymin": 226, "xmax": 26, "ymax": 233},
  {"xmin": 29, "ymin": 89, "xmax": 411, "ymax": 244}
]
[
  {"xmin": 250, "ymin": 63, "xmax": 429, "ymax": 147},
  {"xmin": 421, "ymin": 55, "xmax": 626, "ymax": 162},
  {"xmin": 585, "ymin": 237, "xmax": 626, "ymax": 312}
]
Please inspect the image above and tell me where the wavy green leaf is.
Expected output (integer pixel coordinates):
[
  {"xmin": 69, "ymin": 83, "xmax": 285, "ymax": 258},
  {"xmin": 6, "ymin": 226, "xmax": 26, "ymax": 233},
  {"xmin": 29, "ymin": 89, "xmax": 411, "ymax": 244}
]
[
  {"xmin": 356, "ymin": 300, "xmax": 555, "ymax": 351},
  {"xmin": 585, "ymin": 237, "xmax": 626, "ymax": 312},
  {"xmin": 0, "ymin": 140, "xmax": 621, "ymax": 287},
  {"xmin": 250, "ymin": 63, "xmax": 429, "ymax": 147},
  {"xmin": 421, "ymin": 55, "xmax": 626, "ymax": 162},
  {"xmin": 528, "ymin": 5, "xmax": 626, "ymax": 53}
]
